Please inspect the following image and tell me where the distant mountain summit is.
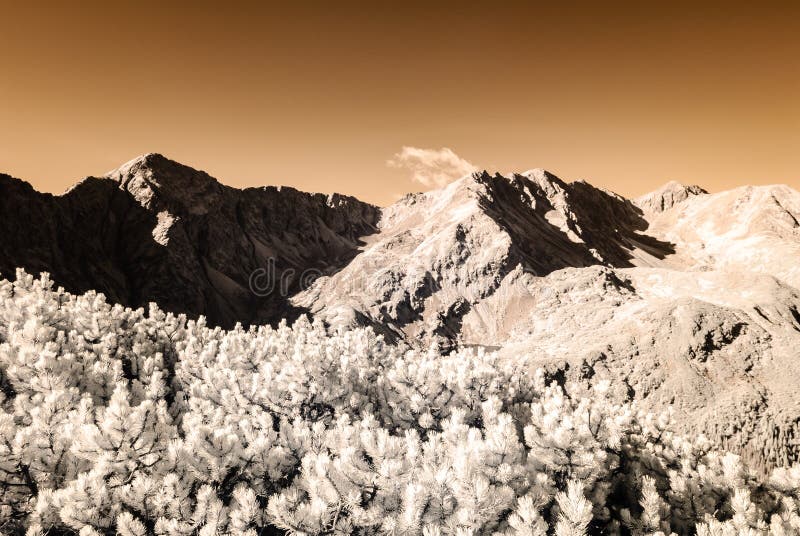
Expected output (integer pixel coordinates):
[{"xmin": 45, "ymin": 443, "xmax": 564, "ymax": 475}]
[
  {"xmin": 635, "ymin": 180, "xmax": 708, "ymax": 213},
  {"xmin": 3, "ymin": 155, "xmax": 800, "ymax": 471},
  {"xmin": 106, "ymin": 153, "xmax": 224, "ymax": 215},
  {"xmin": 295, "ymin": 169, "xmax": 675, "ymax": 344},
  {"xmin": 0, "ymin": 154, "xmax": 379, "ymax": 327}
]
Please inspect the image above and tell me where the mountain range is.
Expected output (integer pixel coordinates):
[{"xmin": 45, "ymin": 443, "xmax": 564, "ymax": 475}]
[{"xmin": 2, "ymin": 153, "xmax": 799, "ymax": 472}]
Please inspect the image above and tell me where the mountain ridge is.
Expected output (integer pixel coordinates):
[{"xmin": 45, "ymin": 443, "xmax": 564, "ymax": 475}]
[
  {"xmin": 3, "ymin": 154, "xmax": 800, "ymax": 471},
  {"xmin": 0, "ymin": 155, "xmax": 381, "ymax": 328}
]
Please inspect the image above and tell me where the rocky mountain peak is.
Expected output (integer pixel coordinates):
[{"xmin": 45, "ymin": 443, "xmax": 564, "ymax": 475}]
[
  {"xmin": 433, "ymin": 169, "xmax": 568, "ymax": 213},
  {"xmin": 636, "ymin": 180, "xmax": 708, "ymax": 213},
  {"xmin": 105, "ymin": 153, "xmax": 223, "ymax": 215},
  {"xmin": 1, "ymin": 156, "xmax": 380, "ymax": 328},
  {"xmin": 519, "ymin": 168, "xmax": 568, "ymax": 193}
]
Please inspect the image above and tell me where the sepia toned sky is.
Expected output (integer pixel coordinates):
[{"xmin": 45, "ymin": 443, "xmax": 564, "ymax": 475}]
[{"xmin": 1, "ymin": 1, "xmax": 798, "ymax": 206}]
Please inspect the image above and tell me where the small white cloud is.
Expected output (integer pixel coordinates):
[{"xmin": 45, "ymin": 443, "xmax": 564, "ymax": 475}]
[{"xmin": 387, "ymin": 146, "xmax": 478, "ymax": 188}]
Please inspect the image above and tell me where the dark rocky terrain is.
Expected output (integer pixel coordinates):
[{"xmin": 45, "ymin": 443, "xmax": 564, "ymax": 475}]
[{"xmin": 0, "ymin": 154, "xmax": 380, "ymax": 327}]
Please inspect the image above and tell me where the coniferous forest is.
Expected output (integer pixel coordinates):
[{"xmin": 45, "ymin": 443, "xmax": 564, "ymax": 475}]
[{"xmin": 1, "ymin": 270, "xmax": 800, "ymax": 536}]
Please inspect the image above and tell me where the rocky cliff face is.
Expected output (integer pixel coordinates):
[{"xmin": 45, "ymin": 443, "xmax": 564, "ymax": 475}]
[
  {"xmin": 3, "ymin": 155, "xmax": 800, "ymax": 471},
  {"xmin": 294, "ymin": 169, "xmax": 678, "ymax": 345},
  {"xmin": 635, "ymin": 180, "xmax": 708, "ymax": 213},
  {"xmin": 0, "ymin": 154, "xmax": 380, "ymax": 327}
]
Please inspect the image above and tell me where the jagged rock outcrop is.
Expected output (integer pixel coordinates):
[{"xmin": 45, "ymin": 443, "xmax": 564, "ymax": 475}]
[
  {"xmin": 635, "ymin": 180, "xmax": 708, "ymax": 213},
  {"xmin": 3, "ymin": 155, "xmax": 800, "ymax": 471},
  {"xmin": 294, "ymin": 169, "xmax": 677, "ymax": 346},
  {"xmin": 0, "ymin": 154, "xmax": 380, "ymax": 327}
]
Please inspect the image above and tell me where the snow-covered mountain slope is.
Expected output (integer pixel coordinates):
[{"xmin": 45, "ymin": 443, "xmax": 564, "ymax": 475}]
[
  {"xmin": 294, "ymin": 170, "xmax": 675, "ymax": 343},
  {"xmin": 295, "ymin": 171, "xmax": 800, "ymax": 348},
  {"xmin": 644, "ymin": 184, "xmax": 800, "ymax": 287}
]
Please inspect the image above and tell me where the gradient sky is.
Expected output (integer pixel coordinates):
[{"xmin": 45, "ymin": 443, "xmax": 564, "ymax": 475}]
[{"xmin": 1, "ymin": 0, "xmax": 798, "ymax": 206}]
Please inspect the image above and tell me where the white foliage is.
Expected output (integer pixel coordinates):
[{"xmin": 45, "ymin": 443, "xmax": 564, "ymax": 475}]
[
  {"xmin": 0, "ymin": 269, "xmax": 799, "ymax": 535},
  {"xmin": 555, "ymin": 481, "xmax": 592, "ymax": 536}
]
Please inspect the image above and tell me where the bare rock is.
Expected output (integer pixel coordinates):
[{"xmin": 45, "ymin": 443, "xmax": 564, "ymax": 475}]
[{"xmin": 0, "ymin": 154, "xmax": 380, "ymax": 327}]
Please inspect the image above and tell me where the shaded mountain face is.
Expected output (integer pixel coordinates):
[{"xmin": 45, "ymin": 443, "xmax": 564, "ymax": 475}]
[
  {"xmin": 3, "ymin": 155, "xmax": 800, "ymax": 471},
  {"xmin": 0, "ymin": 154, "xmax": 380, "ymax": 327}
]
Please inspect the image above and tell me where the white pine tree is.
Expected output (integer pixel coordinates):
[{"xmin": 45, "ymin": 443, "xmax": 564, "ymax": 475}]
[{"xmin": 554, "ymin": 480, "xmax": 593, "ymax": 536}]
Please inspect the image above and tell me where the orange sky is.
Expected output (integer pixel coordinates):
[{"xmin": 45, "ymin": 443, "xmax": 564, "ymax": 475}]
[{"xmin": 1, "ymin": 1, "xmax": 798, "ymax": 206}]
